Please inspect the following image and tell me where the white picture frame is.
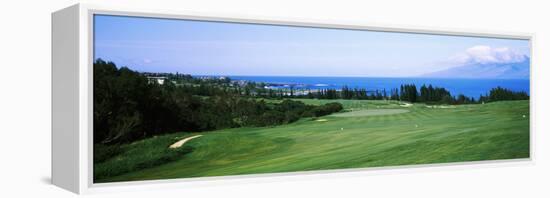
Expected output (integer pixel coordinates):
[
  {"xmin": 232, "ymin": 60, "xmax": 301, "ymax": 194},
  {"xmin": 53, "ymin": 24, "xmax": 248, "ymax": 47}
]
[{"xmin": 52, "ymin": 3, "xmax": 535, "ymax": 194}]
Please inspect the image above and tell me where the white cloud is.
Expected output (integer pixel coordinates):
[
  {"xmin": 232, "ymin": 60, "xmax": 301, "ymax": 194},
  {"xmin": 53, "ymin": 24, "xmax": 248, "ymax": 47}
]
[{"xmin": 450, "ymin": 45, "xmax": 527, "ymax": 65}]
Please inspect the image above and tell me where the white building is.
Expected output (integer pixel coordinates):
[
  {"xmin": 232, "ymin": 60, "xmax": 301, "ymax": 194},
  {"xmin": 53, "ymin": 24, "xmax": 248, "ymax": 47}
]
[{"xmin": 146, "ymin": 76, "xmax": 167, "ymax": 85}]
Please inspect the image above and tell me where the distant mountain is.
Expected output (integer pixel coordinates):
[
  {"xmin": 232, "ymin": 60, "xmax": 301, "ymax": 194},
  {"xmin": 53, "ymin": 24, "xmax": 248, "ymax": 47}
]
[{"xmin": 421, "ymin": 57, "xmax": 530, "ymax": 79}]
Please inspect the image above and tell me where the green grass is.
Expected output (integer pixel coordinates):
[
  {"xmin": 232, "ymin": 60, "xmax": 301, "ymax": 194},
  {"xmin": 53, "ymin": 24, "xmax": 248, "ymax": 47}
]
[
  {"xmin": 94, "ymin": 134, "xmax": 195, "ymax": 181},
  {"xmin": 95, "ymin": 99, "xmax": 530, "ymax": 183},
  {"xmin": 331, "ymin": 109, "xmax": 410, "ymax": 117},
  {"xmin": 263, "ymin": 98, "xmax": 403, "ymax": 110}
]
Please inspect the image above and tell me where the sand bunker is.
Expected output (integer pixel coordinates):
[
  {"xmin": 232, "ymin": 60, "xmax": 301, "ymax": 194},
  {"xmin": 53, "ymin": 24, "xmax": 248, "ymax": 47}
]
[{"xmin": 169, "ymin": 135, "xmax": 203, "ymax": 149}]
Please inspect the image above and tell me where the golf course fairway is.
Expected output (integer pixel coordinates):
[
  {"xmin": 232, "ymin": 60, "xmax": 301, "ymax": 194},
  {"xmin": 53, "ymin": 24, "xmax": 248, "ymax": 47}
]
[{"xmin": 95, "ymin": 99, "xmax": 530, "ymax": 183}]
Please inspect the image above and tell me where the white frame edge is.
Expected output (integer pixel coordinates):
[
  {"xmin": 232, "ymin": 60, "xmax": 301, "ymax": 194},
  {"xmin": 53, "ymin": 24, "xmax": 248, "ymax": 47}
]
[
  {"xmin": 52, "ymin": 4, "xmax": 79, "ymax": 194},
  {"xmin": 51, "ymin": 3, "xmax": 535, "ymax": 194}
]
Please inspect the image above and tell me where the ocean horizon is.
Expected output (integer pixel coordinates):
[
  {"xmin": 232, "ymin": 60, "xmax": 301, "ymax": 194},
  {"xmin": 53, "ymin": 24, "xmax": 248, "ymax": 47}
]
[{"xmin": 227, "ymin": 76, "xmax": 530, "ymax": 99}]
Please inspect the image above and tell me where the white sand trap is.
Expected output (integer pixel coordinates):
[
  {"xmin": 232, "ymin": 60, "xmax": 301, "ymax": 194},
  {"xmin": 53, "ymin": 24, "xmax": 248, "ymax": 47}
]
[
  {"xmin": 331, "ymin": 109, "xmax": 409, "ymax": 117},
  {"xmin": 169, "ymin": 135, "xmax": 202, "ymax": 149},
  {"xmin": 316, "ymin": 119, "xmax": 328, "ymax": 122},
  {"xmin": 400, "ymin": 102, "xmax": 413, "ymax": 107}
]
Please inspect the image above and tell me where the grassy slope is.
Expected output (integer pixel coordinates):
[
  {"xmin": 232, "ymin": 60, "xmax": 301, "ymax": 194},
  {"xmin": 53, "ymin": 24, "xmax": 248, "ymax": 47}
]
[{"xmin": 96, "ymin": 99, "xmax": 530, "ymax": 183}]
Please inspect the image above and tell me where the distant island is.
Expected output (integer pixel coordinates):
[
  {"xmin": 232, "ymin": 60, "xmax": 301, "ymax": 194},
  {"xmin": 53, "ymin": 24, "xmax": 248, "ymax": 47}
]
[{"xmin": 422, "ymin": 56, "xmax": 530, "ymax": 79}]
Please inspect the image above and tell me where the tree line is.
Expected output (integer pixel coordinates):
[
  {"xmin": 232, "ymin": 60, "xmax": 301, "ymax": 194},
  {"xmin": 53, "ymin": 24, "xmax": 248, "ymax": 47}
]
[
  {"xmin": 157, "ymin": 75, "xmax": 528, "ymax": 104},
  {"xmin": 480, "ymin": 86, "xmax": 529, "ymax": 102},
  {"xmin": 246, "ymin": 82, "xmax": 527, "ymax": 105},
  {"xmin": 398, "ymin": 84, "xmax": 528, "ymax": 104}
]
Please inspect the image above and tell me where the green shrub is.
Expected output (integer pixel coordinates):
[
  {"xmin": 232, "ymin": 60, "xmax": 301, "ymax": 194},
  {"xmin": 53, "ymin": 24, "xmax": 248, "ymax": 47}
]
[
  {"xmin": 93, "ymin": 144, "xmax": 124, "ymax": 164},
  {"xmin": 308, "ymin": 102, "xmax": 343, "ymax": 117}
]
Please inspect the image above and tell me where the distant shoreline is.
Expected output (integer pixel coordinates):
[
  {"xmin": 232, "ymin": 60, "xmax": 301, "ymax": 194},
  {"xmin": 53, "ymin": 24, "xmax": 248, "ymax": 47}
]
[{"xmin": 227, "ymin": 75, "xmax": 530, "ymax": 99}]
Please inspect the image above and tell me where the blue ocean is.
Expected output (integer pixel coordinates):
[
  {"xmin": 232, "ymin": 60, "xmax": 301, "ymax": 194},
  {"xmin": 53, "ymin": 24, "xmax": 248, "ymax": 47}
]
[{"xmin": 230, "ymin": 76, "xmax": 530, "ymax": 98}]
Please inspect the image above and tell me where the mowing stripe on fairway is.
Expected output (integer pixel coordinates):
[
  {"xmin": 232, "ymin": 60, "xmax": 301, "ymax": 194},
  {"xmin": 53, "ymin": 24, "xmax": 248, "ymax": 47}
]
[{"xmin": 330, "ymin": 109, "xmax": 410, "ymax": 117}]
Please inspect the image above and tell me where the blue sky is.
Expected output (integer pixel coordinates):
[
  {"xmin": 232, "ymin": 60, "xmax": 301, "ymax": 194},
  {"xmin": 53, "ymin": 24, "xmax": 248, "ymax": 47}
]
[{"xmin": 94, "ymin": 15, "xmax": 530, "ymax": 77}]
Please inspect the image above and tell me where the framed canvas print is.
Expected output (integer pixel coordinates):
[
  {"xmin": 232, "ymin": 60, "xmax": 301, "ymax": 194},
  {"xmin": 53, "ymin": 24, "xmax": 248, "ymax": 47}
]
[{"xmin": 52, "ymin": 4, "xmax": 533, "ymax": 194}]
